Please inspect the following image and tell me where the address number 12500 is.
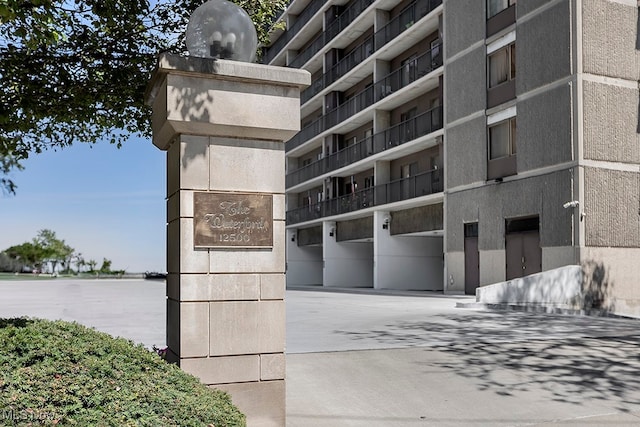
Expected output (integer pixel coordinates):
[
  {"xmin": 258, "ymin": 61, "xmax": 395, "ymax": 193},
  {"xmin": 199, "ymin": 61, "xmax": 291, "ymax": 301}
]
[{"xmin": 218, "ymin": 233, "xmax": 251, "ymax": 243}]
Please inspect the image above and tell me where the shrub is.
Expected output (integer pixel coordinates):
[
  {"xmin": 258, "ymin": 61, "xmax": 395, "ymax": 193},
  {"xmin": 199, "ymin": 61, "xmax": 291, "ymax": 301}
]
[{"xmin": 0, "ymin": 318, "xmax": 246, "ymax": 426}]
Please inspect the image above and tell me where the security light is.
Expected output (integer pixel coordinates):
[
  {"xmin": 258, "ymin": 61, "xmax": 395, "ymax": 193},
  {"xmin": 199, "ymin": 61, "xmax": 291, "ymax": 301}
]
[
  {"xmin": 382, "ymin": 213, "xmax": 392, "ymax": 229},
  {"xmin": 563, "ymin": 201, "xmax": 580, "ymax": 209}
]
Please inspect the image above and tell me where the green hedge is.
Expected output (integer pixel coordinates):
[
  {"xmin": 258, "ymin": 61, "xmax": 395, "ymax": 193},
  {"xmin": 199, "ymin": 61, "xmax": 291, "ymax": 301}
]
[{"xmin": 0, "ymin": 318, "xmax": 246, "ymax": 426}]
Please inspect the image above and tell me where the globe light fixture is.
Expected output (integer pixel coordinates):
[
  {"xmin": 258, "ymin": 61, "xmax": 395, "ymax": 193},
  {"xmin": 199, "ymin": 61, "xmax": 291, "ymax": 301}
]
[{"xmin": 186, "ymin": 0, "xmax": 258, "ymax": 62}]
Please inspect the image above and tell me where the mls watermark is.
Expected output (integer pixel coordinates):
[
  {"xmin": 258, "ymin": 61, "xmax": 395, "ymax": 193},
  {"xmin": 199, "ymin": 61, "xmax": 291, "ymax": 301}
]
[{"xmin": 1, "ymin": 409, "xmax": 55, "ymax": 424}]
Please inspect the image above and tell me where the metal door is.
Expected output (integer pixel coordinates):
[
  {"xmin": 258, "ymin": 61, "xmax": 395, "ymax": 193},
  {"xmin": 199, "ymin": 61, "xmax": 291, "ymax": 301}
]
[
  {"xmin": 505, "ymin": 230, "xmax": 541, "ymax": 280},
  {"xmin": 464, "ymin": 235, "xmax": 479, "ymax": 295},
  {"xmin": 522, "ymin": 231, "xmax": 541, "ymax": 276}
]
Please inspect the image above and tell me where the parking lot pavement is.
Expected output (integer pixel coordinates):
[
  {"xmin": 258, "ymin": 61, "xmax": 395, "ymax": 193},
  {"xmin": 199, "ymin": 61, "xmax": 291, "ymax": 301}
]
[
  {"xmin": 285, "ymin": 288, "xmax": 640, "ymax": 353},
  {"xmin": 285, "ymin": 289, "xmax": 640, "ymax": 427},
  {"xmin": 0, "ymin": 279, "xmax": 165, "ymax": 348},
  {"xmin": 3, "ymin": 281, "xmax": 640, "ymax": 426}
]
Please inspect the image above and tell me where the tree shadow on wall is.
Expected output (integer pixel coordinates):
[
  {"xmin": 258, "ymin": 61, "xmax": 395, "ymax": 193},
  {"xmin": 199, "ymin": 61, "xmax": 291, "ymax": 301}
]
[
  {"xmin": 335, "ymin": 311, "xmax": 640, "ymax": 411},
  {"xmin": 582, "ymin": 260, "xmax": 615, "ymax": 312},
  {"xmin": 161, "ymin": 54, "xmax": 218, "ymax": 167}
]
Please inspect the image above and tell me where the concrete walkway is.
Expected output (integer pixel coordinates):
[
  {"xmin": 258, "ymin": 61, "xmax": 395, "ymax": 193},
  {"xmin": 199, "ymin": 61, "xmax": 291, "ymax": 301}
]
[
  {"xmin": 285, "ymin": 288, "xmax": 640, "ymax": 426},
  {"xmin": 2, "ymin": 280, "xmax": 640, "ymax": 426}
]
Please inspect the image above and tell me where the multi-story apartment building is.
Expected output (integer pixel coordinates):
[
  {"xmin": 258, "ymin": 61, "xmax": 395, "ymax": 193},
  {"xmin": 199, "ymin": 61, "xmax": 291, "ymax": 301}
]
[{"xmin": 263, "ymin": 0, "xmax": 640, "ymax": 315}]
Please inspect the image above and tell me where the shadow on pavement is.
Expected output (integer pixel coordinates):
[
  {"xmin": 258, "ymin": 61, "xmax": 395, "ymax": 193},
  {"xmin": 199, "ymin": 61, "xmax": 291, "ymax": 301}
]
[{"xmin": 335, "ymin": 311, "xmax": 640, "ymax": 412}]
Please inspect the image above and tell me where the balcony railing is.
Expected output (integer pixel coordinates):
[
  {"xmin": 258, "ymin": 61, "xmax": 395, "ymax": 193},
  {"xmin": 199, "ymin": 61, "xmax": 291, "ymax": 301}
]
[
  {"xmin": 300, "ymin": 40, "xmax": 441, "ymax": 106},
  {"xmin": 326, "ymin": 0, "xmax": 376, "ymax": 42},
  {"xmin": 372, "ymin": 105, "xmax": 443, "ymax": 151},
  {"xmin": 298, "ymin": 2, "xmax": 442, "ymax": 106},
  {"xmin": 373, "ymin": 44, "xmax": 442, "ymax": 101},
  {"xmin": 293, "ymin": 116, "xmax": 324, "ymax": 150},
  {"xmin": 374, "ymin": 0, "xmax": 440, "ymax": 51},
  {"xmin": 287, "ymin": 0, "xmax": 441, "ymax": 98},
  {"xmin": 289, "ymin": 32, "xmax": 326, "ymax": 68},
  {"xmin": 375, "ymin": 169, "xmax": 443, "ymax": 205},
  {"xmin": 285, "ymin": 0, "xmax": 378, "ymax": 70},
  {"xmin": 288, "ymin": 46, "xmax": 443, "ymax": 153},
  {"xmin": 301, "ymin": 74, "xmax": 325, "ymax": 104},
  {"xmin": 326, "ymin": 35, "xmax": 375, "ymax": 87},
  {"xmin": 286, "ymin": 105, "xmax": 443, "ymax": 188},
  {"xmin": 324, "ymin": 85, "xmax": 375, "ymax": 129},
  {"xmin": 263, "ymin": 0, "xmax": 328, "ymax": 64},
  {"xmin": 286, "ymin": 169, "xmax": 443, "ymax": 225}
]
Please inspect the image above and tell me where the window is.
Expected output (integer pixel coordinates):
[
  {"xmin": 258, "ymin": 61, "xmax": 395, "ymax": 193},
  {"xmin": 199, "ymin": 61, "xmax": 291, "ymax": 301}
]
[
  {"xmin": 488, "ymin": 43, "xmax": 515, "ymax": 88},
  {"xmin": 487, "ymin": 0, "xmax": 516, "ymax": 19},
  {"xmin": 489, "ymin": 117, "xmax": 516, "ymax": 160}
]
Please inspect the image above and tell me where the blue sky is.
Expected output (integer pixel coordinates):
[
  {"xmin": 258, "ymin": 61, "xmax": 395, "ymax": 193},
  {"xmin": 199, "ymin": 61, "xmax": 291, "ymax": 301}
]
[{"xmin": 0, "ymin": 137, "xmax": 167, "ymax": 273}]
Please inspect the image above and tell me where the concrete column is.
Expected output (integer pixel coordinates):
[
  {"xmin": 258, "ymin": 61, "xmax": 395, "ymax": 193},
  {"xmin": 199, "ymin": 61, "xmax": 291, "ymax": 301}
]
[
  {"xmin": 374, "ymin": 9, "xmax": 390, "ymax": 33},
  {"xmin": 286, "ymin": 49, "xmax": 299, "ymax": 66},
  {"xmin": 374, "ymin": 109, "xmax": 391, "ymax": 133},
  {"xmin": 287, "ymin": 14, "xmax": 297, "ymax": 29},
  {"xmin": 374, "ymin": 59, "xmax": 391, "ymax": 83},
  {"xmin": 146, "ymin": 53, "xmax": 309, "ymax": 427},
  {"xmin": 374, "ymin": 160, "xmax": 391, "ymax": 185}
]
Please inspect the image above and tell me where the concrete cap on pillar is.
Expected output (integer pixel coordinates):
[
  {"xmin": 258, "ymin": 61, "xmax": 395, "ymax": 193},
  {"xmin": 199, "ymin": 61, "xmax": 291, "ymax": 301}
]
[{"xmin": 145, "ymin": 53, "xmax": 310, "ymax": 150}]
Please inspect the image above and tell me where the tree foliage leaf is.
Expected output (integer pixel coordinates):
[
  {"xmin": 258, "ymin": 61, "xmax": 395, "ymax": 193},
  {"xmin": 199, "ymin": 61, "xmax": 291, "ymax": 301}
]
[{"xmin": 0, "ymin": 0, "xmax": 288, "ymax": 193}]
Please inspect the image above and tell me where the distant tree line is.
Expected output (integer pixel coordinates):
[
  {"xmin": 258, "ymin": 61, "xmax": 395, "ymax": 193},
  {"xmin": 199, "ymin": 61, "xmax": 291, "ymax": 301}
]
[{"xmin": 0, "ymin": 229, "xmax": 120, "ymax": 275}]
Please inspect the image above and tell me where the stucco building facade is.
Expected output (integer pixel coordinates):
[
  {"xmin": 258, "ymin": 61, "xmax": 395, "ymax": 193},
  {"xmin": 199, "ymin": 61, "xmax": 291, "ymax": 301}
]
[{"xmin": 263, "ymin": 0, "xmax": 640, "ymax": 315}]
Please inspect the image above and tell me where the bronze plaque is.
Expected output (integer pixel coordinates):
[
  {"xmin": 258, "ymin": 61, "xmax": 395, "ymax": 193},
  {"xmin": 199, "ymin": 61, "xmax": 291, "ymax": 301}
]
[{"xmin": 194, "ymin": 192, "xmax": 273, "ymax": 248}]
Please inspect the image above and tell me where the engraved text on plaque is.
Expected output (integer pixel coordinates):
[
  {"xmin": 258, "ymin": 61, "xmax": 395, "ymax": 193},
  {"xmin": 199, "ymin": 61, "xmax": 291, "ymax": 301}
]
[{"xmin": 194, "ymin": 192, "xmax": 273, "ymax": 248}]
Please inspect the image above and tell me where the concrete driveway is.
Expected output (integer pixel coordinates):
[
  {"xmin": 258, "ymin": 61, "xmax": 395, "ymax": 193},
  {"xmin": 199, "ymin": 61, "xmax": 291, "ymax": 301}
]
[
  {"xmin": 1, "ymin": 280, "xmax": 640, "ymax": 426},
  {"xmin": 285, "ymin": 288, "xmax": 640, "ymax": 426}
]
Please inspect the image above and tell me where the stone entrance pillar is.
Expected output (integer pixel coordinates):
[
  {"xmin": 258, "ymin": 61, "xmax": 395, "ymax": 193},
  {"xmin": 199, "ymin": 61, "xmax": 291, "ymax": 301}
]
[{"xmin": 146, "ymin": 53, "xmax": 309, "ymax": 426}]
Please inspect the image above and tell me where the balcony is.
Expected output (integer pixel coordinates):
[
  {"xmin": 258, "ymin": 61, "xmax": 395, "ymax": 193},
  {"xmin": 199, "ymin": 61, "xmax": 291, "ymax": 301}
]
[
  {"xmin": 324, "ymin": 86, "xmax": 375, "ymax": 129},
  {"xmin": 263, "ymin": 0, "xmax": 328, "ymax": 64},
  {"xmin": 321, "ymin": 0, "xmax": 443, "ymax": 90},
  {"xmin": 290, "ymin": 46, "xmax": 442, "ymax": 152},
  {"xmin": 374, "ymin": 169, "xmax": 443, "ymax": 204},
  {"xmin": 326, "ymin": 0, "xmax": 377, "ymax": 43},
  {"xmin": 326, "ymin": 34, "xmax": 375, "ymax": 86},
  {"xmin": 374, "ymin": 44, "xmax": 442, "ymax": 101},
  {"xmin": 301, "ymin": 74, "xmax": 325, "ymax": 105},
  {"xmin": 374, "ymin": 0, "xmax": 441, "ymax": 51},
  {"xmin": 286, "ymin": 168, "xmax": 443, "ymax": 225},
  {"xmin": 289, "ymin": 32, "xmax": 326, "ymax": 69},
  {"xmin": 293, "ymin": 0, "xmax": 442, "ymax": 105},
  {"xmin": 286, "ymin": 105, "xmax": 443, "ymax": 188}
]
